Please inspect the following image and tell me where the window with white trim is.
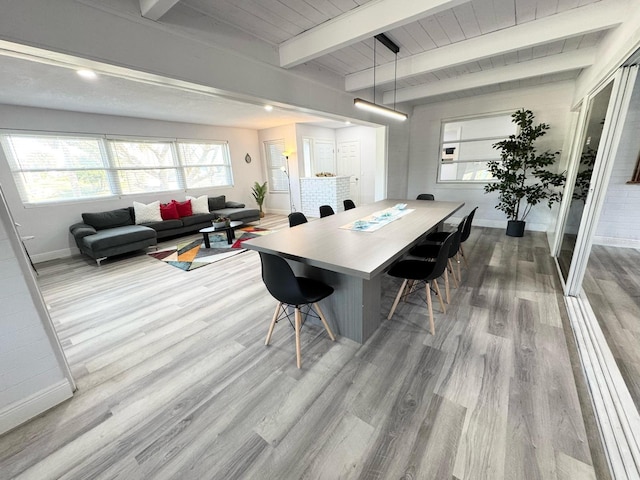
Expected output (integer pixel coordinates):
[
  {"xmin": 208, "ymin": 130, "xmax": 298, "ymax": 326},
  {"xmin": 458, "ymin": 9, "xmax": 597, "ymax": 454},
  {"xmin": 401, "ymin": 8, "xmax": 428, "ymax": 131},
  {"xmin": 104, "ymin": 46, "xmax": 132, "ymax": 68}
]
[
  {"xmin": 178, "ymin": 141, "xmax": 233, "ymax": 188},
  {"xmin": 1, "ymin": 134, "xmax": 112, "ymax": 203},
  {"xmin": 0, "ymin": 132, "xmax": 234, "ymax": 204},
  {"xmin": 438, "ymin": 114, "xmax": 517, "ymax": 183},
  {"xmin": 264, "ymin": 139, "xmax": 287, "ymax": 193}
]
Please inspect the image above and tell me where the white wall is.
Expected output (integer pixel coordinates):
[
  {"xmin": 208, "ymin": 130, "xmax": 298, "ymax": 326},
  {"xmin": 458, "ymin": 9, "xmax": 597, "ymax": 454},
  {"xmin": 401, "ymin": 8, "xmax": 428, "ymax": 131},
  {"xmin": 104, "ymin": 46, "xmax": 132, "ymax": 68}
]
[
  {"xmin": 407, "ymin": 82, "xmax": 576, "ymax": 231},
  {"xmin": 387, "ymin": 120, "xmax": 411, "ymax": 199},
  {"xmin": 0, "ymin": 187, "xmax": 73, "ymax": 434},
  {"xmin": 0, "ymin": 105, "xmax": 263, "ymax": 262},
  {"xmin": 594, "ymin": 74, "xmax": 640, "ymax": 247}
]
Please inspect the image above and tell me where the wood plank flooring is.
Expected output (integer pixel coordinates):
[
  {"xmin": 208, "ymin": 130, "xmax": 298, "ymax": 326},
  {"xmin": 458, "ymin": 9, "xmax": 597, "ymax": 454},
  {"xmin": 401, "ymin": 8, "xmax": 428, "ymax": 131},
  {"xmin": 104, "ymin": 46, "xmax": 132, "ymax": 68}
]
[
  {"xmin": 583, "ymin": 244, "xmax": 640, "ymax": 414},
  {"xmin": 0, "ymin": 216, "xmax": 598, "ymax": 479}
]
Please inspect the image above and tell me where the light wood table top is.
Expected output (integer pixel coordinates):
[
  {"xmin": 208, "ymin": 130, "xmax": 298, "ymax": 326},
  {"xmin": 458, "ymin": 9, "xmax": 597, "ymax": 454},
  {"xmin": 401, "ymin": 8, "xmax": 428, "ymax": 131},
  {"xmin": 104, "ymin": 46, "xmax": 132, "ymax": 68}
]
[{"xmin": 244, "ymin": 199, "xmax": 464, "ymax": 279}]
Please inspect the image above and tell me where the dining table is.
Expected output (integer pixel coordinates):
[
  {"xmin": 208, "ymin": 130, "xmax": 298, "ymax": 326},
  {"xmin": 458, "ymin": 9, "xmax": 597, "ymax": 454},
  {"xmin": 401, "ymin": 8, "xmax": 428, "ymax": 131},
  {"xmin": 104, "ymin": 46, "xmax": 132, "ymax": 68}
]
[{"xmin": 243, "ymin": 199, "xmax": 465, "ymax": 344}]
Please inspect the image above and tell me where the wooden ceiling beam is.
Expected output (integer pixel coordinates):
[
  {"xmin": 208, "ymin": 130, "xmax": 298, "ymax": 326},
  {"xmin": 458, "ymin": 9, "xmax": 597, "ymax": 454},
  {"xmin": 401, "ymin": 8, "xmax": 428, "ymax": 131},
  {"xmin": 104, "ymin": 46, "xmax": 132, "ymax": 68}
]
[
  {"xmin": 382, "ymin": 48, "xmax": 596, "ymax": 104},
  {"xmin": 139, "ymin": 0, "xmax": 180, "ymax": 21},
  {"xmin": 347, "ymin": 0, "xmax": 625, "ymax": 92},
  {"xmin": 278, "ymin": 0, "xmax": 466, "ymax": 68}
]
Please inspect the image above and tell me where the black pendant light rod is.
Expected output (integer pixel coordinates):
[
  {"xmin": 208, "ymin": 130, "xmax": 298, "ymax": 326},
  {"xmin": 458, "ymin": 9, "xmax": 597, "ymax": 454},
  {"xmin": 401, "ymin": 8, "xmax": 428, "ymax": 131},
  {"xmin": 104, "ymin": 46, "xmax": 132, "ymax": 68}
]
[{"xmin": 374, "ymin": 33, "xmax": 399, "ymax": 54}]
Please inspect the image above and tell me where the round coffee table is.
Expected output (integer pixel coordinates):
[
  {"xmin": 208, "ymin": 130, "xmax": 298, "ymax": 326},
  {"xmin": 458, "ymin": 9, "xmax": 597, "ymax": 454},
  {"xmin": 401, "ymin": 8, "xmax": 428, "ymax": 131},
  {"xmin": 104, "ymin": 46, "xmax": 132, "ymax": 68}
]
[{"xmin": 199, "ymin": 221, "xmax": 244, "ymax": 247}]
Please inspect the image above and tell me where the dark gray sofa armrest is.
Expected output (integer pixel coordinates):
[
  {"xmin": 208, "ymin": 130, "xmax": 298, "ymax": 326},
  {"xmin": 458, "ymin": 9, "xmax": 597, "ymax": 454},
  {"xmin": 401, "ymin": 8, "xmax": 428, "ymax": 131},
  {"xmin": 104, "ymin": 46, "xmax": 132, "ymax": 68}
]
[
  {"xmin": 225, "ymin": 201, "xmax": 245, "ymax": 208},
  {"xmin": 70, "ymin": 222, "xmax": 97, "ymax": 238}
]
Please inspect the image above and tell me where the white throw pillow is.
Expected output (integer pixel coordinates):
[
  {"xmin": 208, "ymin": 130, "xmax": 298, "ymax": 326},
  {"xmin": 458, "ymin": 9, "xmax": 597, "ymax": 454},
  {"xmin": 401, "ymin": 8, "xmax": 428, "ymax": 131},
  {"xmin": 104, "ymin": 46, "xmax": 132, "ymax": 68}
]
[
  {"xmin": 186, "ymin": 195, "xmax": 209, "ymax": 215},
  {"xmin": 133, "ymin": 200, "xmax": 162, "ymax": 224}
]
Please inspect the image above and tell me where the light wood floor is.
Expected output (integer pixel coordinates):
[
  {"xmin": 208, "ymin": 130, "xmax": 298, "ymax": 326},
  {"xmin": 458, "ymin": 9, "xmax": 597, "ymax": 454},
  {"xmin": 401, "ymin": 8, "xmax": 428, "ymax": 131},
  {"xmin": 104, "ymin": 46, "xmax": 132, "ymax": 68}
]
[
  {"xmin": 584, "ymin": 244, "xmax": 640, "ymax": 413},
  {"xmin": 0, "ymin": 216, "xmax": 598, "ymax": 479}
]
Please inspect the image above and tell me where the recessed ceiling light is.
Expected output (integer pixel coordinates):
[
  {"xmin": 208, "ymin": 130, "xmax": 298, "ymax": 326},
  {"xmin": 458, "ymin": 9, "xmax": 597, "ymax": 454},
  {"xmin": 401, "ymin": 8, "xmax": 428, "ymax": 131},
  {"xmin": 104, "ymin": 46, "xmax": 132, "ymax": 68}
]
[
  {"xmin": 345, "ymin": 121, "xmax": 352, "ymax": 125},
  {"xmin": 76, "ymin": 69, "xmax": 97, "ymax": 79},
  {"xmin": 264, "ymin": 105, "xmax": 273, "ymax": 112}
]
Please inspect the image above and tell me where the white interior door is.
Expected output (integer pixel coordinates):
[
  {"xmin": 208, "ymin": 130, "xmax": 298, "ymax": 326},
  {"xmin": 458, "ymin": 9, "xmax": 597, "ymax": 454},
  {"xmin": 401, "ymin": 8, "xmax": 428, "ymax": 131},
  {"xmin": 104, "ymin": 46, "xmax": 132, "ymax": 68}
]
[
  {"xmin": 337, "ymin": 141, "xmax": 361, "ymax": 205},
  {"xmin": 313, "ymin": 140, "xmax": 335, "ymax": 175}
]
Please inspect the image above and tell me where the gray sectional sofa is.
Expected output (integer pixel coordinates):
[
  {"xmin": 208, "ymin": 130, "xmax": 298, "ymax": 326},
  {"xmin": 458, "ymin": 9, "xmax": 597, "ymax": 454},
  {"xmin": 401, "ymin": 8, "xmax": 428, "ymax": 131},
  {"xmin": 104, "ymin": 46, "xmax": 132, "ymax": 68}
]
[{"xmin": 70, "ymin": 195, "xmax": 260, "ymax": 265}]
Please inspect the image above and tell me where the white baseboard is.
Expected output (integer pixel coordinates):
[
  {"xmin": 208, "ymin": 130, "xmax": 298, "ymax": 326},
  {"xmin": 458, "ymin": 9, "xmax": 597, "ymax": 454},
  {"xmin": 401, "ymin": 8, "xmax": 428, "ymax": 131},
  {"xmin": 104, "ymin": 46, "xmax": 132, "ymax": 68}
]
[
  {"xmin": 30, "ymin": 247, "xmax": 76, "ymax": 264},
  {"xmin": 0, "ymin": 379, "xmax": 73, "ymax": 435},
  {"xmin": 593, "ymin": 236, "xmax": 640, "ymax": 249}
]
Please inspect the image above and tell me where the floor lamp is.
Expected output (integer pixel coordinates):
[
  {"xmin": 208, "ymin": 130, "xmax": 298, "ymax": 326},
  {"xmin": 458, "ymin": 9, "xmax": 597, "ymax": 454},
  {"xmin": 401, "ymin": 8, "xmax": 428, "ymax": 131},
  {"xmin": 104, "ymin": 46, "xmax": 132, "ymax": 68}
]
[{"xmin": 280, "ymin": 159, "xmax": 295, "ymax": 213}]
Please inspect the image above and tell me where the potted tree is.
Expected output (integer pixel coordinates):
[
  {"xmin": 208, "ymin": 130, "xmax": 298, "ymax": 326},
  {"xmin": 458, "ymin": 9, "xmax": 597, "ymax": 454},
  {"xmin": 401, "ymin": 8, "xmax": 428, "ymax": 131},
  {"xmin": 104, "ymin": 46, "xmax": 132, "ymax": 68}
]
[
  {"xmin": 251, "ymin": 181, "xmax": 268, "ymax": 218},
  {"xmin": 484, "ymin": 109, "xmax": 565, "ymax": 237}
]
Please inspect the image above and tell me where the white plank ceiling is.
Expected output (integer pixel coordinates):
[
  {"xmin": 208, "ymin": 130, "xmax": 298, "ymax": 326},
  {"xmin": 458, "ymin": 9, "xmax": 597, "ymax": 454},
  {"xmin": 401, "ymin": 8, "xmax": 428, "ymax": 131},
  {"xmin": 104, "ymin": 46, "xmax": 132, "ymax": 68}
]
[
  {"xmin": 0, "ymin": 0, "xmax": 631, "ymax": 127},
  {"xmin": 171, "ymin": 0, "xmax": 626, "ymax": 107}
]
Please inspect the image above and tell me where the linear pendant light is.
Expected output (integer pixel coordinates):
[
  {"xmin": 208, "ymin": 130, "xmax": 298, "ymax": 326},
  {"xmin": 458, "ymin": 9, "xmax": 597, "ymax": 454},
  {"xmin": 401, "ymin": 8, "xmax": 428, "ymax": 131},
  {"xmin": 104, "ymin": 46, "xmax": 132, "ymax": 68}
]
[{"xmin": 354, "ymin": 33, "xmax": 407, "ymax": 121}]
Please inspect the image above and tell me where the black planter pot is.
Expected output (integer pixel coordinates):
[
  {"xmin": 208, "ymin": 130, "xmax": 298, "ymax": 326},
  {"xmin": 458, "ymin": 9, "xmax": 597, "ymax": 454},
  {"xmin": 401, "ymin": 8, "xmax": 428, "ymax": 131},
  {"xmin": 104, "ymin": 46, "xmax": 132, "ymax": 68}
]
[{"xmin": 506, "ymin": 220, "xmax": 526, "ymax": 237}]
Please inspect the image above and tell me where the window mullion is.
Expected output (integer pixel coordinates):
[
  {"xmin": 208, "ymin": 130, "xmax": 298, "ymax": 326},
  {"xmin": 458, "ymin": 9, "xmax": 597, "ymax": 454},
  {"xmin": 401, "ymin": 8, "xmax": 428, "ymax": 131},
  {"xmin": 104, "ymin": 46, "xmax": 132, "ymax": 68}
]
[{"xmin": 102, "ymin": 139, "xmax": 122, "ymax": 195}]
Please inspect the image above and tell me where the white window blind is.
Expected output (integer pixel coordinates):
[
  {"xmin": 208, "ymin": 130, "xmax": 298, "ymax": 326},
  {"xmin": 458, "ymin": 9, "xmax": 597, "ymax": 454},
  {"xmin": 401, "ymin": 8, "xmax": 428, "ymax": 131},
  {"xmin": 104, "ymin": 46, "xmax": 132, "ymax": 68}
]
[
  {"xmin": 177, "ymin": 141, "xmax": 233, "ymax": 188},
  {"xmin": 0, "ymin": 132, "xmax": 237, "ymax": 204},
  {"xmin": 1, "ymin": 134, "xmax": 111, "ymax": 203},
  {"xmin": 108, "ymin": 140, "xmax": 179, "ymax": 194},
  {"xmin": 264, "ymin": 139, "xmax": 287, "ymax": 192}
]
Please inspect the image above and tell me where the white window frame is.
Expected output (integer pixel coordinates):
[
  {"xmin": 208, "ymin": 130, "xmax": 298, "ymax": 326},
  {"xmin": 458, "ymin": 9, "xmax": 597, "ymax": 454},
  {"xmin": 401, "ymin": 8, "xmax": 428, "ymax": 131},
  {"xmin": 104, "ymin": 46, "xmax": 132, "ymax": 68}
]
[
  {"xmin": 437, "ymin": 112, "xmax": 517, "ymax": 184},
  {"xmin": 0, "ymin": 131, "xmax": 235, "ymax": 205}
]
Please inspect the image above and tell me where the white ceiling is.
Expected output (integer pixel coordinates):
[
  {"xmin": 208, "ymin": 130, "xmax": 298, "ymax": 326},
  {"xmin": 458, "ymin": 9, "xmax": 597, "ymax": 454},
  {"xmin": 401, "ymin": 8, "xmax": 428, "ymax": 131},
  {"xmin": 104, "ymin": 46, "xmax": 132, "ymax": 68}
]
[{"xmin": 0, "ymin": 0, "xmax": 630, "ymax": 128}]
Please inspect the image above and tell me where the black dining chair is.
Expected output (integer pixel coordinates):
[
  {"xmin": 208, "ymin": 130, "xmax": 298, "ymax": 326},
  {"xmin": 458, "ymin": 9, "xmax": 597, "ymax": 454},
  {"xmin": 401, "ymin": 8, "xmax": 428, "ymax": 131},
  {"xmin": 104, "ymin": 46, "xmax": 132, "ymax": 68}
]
[
  {"xmin": 288, "ymin": 212, "xmax": 308, "ymax": 227},
  {"xmin": 424, "ymin": 206, "xmax": 477, "ymax": 269},
  {"xmin": 259, "ymin": 252, "xmax": 336, "ymax": 368},
  {"xmin": 416, "ymin": 194, "xmax": 435, "ymax": 200},
  {"xmin": 343, "ymin": 199, "xmax": 356, "ymax": 210},
  {"xmin": 387, "ymin": 232, "xmax": 455, "ymax": 335},
  {"xmin": 458, "ymin": 207, "xmax": 477, "ymax": 267},
  {"xmin": 409, "ymin": 218, "xmax": 465, "ymax": 303},
  {"xmin": 319, "ymin": 205, "xmax": 335, "ymax": 218}
]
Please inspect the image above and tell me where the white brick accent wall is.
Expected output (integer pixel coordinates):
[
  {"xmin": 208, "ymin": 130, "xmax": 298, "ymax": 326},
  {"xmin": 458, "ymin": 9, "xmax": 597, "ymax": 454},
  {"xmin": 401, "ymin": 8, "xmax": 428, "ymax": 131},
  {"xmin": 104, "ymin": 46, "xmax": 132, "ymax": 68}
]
[{"xmin": 300, "ymin": 176, "xmax": 350, "ymax": 218}]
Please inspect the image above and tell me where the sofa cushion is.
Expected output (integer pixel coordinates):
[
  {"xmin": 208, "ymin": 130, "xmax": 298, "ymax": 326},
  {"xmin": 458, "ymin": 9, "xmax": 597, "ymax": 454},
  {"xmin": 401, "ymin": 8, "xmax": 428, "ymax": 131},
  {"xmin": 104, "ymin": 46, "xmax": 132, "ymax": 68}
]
[
  {"xmin": 211, "ymin": 208, "xmax": 259, "ymax": 222},
  {"xmin": 141, "ymin": 219, "xmax": 184, "ymax": 232},
  {"xmin": 81, "ymin": 225, "xmax": 156, "ymax": 251},
  {"xmin": 208, "ymin": 195, "xmax": 226, "ymax": 211},
  {"xmin": 82, "ymin": 209, "xmax": 133, "ymax": 230},
  {"xmin": 186, "ymin": 195, "xmax": 209, "ymax": 214},
  {"xmin": 134, "ymin": 201, "xmax": 162, "ymax": 224},
  {"xmin": 181, "ymin": 213, "xmax": 215, "ymax": 227},
  {"xmin": 160, "ymin": 202, "xmax": 180, "ymax": 220},
  {"xmin": 174, "ymin": 199, "xmax": 193, "ymax": 217},
  {"xmin": 225, "ymin": 201, "xmax": 245, "ymax": 208}
]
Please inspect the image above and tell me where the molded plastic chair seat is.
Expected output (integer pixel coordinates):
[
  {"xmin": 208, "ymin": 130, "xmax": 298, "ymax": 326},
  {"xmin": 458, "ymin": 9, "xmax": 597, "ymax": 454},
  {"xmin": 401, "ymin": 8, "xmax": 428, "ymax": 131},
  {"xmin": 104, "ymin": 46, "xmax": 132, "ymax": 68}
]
[
  {"xmin": 344, "ymin": 199, "xmax": 356, "ymax": 210},
  {"xmin": 259, "ymin": 252, "xmax": 336, "ymax": 368},
  {"xmin": 288, "ymin": 212, "xmax": 308, "ymax": 227},
  {"xmin": 387, "ymin": 232, "xmax": 455, "ymax": 335},
  {"xmin": 319, "ymin": 205, "xmax": 335, "ymax": 218},
  {"xmin": 416, "ymin": 193, "xmax": 435, "ymax": 200}
]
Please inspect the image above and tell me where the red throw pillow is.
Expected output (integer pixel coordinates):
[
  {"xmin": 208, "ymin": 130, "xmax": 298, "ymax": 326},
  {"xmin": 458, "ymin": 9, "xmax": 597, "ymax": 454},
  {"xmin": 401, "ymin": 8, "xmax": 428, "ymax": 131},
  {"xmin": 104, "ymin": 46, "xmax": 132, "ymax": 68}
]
[
  {"xmin": 160, "ymin": 202, "xmax": 179, "ymax": 220},
  {"xmin": 173, "ymin": 199, "xmax": 192, "ymax": 217}
]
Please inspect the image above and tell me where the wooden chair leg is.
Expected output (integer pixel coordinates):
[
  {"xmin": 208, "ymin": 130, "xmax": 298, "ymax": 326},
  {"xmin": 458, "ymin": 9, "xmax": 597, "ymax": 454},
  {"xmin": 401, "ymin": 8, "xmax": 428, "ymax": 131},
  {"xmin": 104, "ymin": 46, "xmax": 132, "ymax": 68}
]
[
  {"xmin": 444, "ymin": 268, "xmax": 451, "ymax": 304},
  {"xmin": 313, "ymin": 302, "xmax": 336, "ymax": 341},
  {"xmin": 265, "ymin": 302, "xmax": 281, "ymax": 345},
  {"xmin": 456, "ymin": 254, "xmax": 462, "ymax": 282},
  {"xmin": 295, "ymin": 307, "xmax": 302, "ymax": 369},
  {"xmin": 432, "ymin": 279, "xmax": 446, "ymax": 314},
  {"xmin": 406, "ymin": 279, "xmax": 416, "ymax": 299},
  {"xmin": 388, "ymin": 279, "xmax": 408, "ymax": 320},
  {"xmin": 425, "ymin": 282, "xmax": 435, "ymax": 335},
  {"xmin": 448, "ymin": 258, "xmax": 459, "ymax": 288},
  {"xmin": 460, "ymin": 244, "xmax": 469, "ymax": 268}
]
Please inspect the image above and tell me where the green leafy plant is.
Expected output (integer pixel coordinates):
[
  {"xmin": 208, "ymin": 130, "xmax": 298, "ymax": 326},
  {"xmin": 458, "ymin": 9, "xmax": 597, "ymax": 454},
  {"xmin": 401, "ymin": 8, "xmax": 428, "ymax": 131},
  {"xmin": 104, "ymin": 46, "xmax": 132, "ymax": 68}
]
[
  {"xmin": 251, "ymin": 181, "xmax": 268, "ymax": 217},
  {"xmin": 484, "ymin": 109, "xmax": 565, "ymax": 222}
]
